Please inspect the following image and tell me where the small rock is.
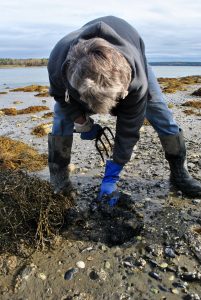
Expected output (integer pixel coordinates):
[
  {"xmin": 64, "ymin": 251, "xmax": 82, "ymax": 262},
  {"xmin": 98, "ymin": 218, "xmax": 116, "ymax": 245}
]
[
  {"xmin": 137, "ymin": 258, "xmax": 146, "ymax": 268},
  {"xmin": 81, "ymin": 246, "xmax": 93, "ymax": 253},
  {"xmin": 192, "ymin": 199, "xmax": 201, "ymax": 205},
  {"xmin": 87, "ymin": 256, "xmax": 93, "ymax": 261},
  {"xmin": 98, "ymin": 268, "xmax": 107, "ymax": 281},
  {"xmin": 64, "ymin": 268, "xmax": 78, "ymax": 280},
  {"xmin": 21, "ymin": 264, "xmax": 36, "ymax": 280},
  {"xmin": 124, "ymin": 261, "xmax": 135, "ymax": 268},
  {"xmin": 150, "ymin": 287, "xmax": 159, "ymax": 294},
  {"xmin": 159, "ymin": 262, "xmax": 168, "ymax": 269},
  {"xmin": 183, "ymin": 294, "xmax": 200, "ymax": 300},
  {"xmin": 172, "ymin": 281, "xmax": 188, "ymax": 288},
  {"xmin": 38, "ymin": 273, "xmax": 47, "ymax": 280},
  {"xmin": 181, "ymin": 272, "xmax": 201, "ymax": 282},
  {"xmin": 148, "ymin": 271, "xmax": 162, "ymax": 281},
  {"xmin": 168, "ymin": 275, "xmax": 175, "ymax": 281},
  {"xmin": 158, "ymin": 285, "xmax": 169, "ymax": 292},
  {"xmin": 76, "ymin": 261, "xmax": 85, "ymax": 269},
  {"xmin": 171, "ymin": 288, "xmax": 179, "ymax": 295},
  {"xmin": 13, "ymin": 101, "xmax": 23, "ymax": 104},
  {"xmin": 68, "ymin": 163, "xmax": 76, "ymax": 173},
  {"xmin": 6, "ymin": 256, "xmax": 18, "ymax": 271},
  {"xmin": 100, "ymin": 245, "xmax": 107, "ymax": 251},
  {"xmin": 104, "ymin": 261, "xmax": 111, "ymax": 269},
  {"xmin": 165, "ymin": 247, "xmax": 176, "ymax": 258},
  {"xmin": 177, "ymin": 190, "xmax": 183, "ymax": 197}
]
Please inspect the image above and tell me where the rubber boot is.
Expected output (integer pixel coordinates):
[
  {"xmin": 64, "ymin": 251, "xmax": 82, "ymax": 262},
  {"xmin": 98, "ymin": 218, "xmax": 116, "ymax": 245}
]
[
  {"xmin": 159, "ymin": 129, "xmax": 201, "ymax": 197},
  {"xmin": 48, "ymin": 134, "xmax": 74, "ymax": 196}
]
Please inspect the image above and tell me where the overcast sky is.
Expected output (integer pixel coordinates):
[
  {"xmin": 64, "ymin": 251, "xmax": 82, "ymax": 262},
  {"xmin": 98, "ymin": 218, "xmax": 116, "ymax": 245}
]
[{"xmin": 1, "ymin": 0, "xmax": 201, "ymax": 61}]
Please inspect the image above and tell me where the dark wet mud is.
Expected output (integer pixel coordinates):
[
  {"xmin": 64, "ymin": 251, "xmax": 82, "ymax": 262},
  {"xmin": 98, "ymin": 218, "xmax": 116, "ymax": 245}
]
[{"xmin": 0, "ymin": 81, "xmax": 201, "ymax": 299}]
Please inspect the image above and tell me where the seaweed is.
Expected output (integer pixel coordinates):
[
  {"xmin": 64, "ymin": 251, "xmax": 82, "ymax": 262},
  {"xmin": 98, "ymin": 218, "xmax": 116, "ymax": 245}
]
[
  {"xmin": 0, "ymin": 169, "xmax": 74, "ymax": 253},
  {"xmin": 0, "ymin": 136, "xmax": 47, "ymax": 171}
]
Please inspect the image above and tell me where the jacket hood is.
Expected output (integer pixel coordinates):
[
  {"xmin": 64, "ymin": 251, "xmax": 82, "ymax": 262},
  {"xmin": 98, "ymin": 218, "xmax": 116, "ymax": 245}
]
[{"xmin": 61, "ymin": 20, "xmax": 148, "ymax": 99}]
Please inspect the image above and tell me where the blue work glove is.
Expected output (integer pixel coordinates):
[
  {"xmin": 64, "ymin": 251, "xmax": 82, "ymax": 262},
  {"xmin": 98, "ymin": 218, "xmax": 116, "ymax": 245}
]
[
  {"xmin": 81, "ymin": 124, "xmax": 102, "ymax": 140},
  {"xmin": 98, "ymin": 160, "xmax": 124, "ymax": 207}
]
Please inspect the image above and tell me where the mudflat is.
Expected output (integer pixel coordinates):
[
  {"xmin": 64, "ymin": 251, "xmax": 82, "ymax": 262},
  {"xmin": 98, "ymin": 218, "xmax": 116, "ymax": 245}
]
[{"xmin": 0, "ymin": 78, "xmax": 201, "ymax": 300}]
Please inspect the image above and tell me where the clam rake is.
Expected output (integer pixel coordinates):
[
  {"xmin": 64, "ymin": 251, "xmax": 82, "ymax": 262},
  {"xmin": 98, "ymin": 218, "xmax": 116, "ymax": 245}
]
[
  {"xmin": 95, "ymin": 126, "xmax": 115, "ymax": 162},
  {"xmin": 74, "ymin": 126, "xmax": 115, "ymax": 162}
]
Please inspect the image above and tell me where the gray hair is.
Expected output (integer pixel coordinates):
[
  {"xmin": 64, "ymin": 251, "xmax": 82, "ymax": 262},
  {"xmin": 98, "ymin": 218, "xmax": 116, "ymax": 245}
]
[{"xmin": 66, "ymin": 38, "xmax": 131, "ymax": 114}]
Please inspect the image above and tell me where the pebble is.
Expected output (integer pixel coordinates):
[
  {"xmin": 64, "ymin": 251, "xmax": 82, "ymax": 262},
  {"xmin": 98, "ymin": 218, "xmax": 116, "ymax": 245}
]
[
  {"xmin": 6, "ymin": 255, "xmax": 18, "ymax": 271},
  {"xmin": 137, "ymin": 258, "xmax": 146, "ymax": 268},
  {"xmin": 13, "ymin": 101, "xmax": 23, "ymax": 104},
  {"xmin": 150, "ymin": 287, "xmax": 159, "ymax": 294},
  {"xmin": 37, "ymin": 273, "xmax": 47, "ymax": 280},
  {"xmin": 159, "ymin": 262, "xmax": 168, "ymax": 269},
  {"xmin": 104, "ymin": 261, "xmax": 111, "ymax": 269},
  {"xmin": 148, "ymin": 271, "xmax": 162, "ymax": 281},
  {"xmin": 171, "ymin": 288, "xmax": 179, "ymax": 295},
  {"xmin": 172, "ymin": 281, "xmax": 188, "ymax": 288},
  {"xmin": 100, "ymin": 245, "xmax": 107, "ymax": 251},
  {"xmin": 64, "ymin": 268, "xmax": 78, "ymax": 280},
  {"xmin": 68, "ymin": 163, "xmax": 76, "ymax": 173},
  {"xmin": 124, "ymin": 261, "xmax": 135, "ymax": 268},
  {"xmin": 192, "ymin": 199, "xmax": 201, "ymax": 205},
  {"xmin": 98, "ymin": 268, "xmax": 107, "ymax": 281},
  {"xmin": 21, "ymin": 264, "xmax": 36, "ymax": 280},
  {"xmin": 168, "ymin": 275, "xmax": 175, "ymax": 281},
  {"xmin": 184, "ymin": 294, "xmax": 201, "ymax": 300},
  {"xmin": 81, "ymin": 246, "xmax": 93, "ymax": 252},
  {"xmin": 158, "ymin": 285, "xmax": 169, "ymax": 292},
  {"xmin": 165, "ymin": 247, "xmax": 176, "ymax": 258},
  {"xmin": 76, "ymin": 261, "xmax": 85, "ymax": 269},
  {"xmin": 181, "ymin": 272, "xmax": 201, "ymax": 282}
]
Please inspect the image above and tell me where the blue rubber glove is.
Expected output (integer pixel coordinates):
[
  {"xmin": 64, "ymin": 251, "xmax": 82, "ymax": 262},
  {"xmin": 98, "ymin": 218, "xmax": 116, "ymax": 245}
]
[
  {"xmin": 98, "ymin": 160, "xmax": 124, "ymax": 207},
  {"xmin": 81, "ymin": 124, "xmax": 102, "ymax": 140}
]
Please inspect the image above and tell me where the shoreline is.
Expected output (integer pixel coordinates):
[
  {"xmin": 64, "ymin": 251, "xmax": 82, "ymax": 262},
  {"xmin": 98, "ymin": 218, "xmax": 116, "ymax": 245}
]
[{"xmin": 0, "ymin": 65, "xmax": 47, "ymax": 69}]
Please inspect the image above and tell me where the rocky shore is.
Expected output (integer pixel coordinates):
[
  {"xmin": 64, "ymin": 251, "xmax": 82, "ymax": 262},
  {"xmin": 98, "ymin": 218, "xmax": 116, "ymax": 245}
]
[{"xmin": 0, "ymin": 77, "xmax": 201, "ymax": 300}]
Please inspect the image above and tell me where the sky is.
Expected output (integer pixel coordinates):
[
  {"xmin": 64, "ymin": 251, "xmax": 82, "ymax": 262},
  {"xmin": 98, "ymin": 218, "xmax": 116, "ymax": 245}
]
[{"xmin": 0, "ymin": 0, "xmax": 201, "ymax": 61}]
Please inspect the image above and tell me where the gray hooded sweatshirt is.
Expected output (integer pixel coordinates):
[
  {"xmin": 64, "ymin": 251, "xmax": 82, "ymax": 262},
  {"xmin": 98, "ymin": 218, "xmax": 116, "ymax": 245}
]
[{"xmin": 48, "ymin": 16, "xmax": 148, "ymax": 165}]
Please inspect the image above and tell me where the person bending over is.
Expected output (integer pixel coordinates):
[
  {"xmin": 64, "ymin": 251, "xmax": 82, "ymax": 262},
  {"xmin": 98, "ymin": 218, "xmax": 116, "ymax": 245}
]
[{"xmin": 47, "ymin": 16, "xmax": 201, "ymax": 206}]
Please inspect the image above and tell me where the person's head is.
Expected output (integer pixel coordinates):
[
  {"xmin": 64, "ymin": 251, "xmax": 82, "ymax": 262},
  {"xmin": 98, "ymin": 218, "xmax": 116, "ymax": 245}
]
[{"xmin": 66, "ymin": 38, "xmax": 132, "ymax": 114}]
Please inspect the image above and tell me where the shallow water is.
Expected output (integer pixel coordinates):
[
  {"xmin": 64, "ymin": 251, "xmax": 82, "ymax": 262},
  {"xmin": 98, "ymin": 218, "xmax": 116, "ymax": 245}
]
[{"xmin": 1, "ymin": 66, "xmax": 201, "ymax": 91}]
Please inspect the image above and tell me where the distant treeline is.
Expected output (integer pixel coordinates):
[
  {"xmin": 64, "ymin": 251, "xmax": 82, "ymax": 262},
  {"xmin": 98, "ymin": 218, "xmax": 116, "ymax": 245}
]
[
  {"xmin": 0, "ymin": 58, "xmax": 48, "ymax": 66},
  {"xmin": 150, "ymin": 62, "xmax": 201, "ymax": 66},
  {"xmin": 0, "ymin": 58, "xmax": 201, "ymax": 67}
]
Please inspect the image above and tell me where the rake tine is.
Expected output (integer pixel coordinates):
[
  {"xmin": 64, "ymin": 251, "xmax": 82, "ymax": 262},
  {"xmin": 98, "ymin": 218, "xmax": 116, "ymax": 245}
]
[
  {"xmin": 103, "ymin": 126, "xmax": 115, "ymax": 140},
  {"xmin": 95, "ymin": 126, "xmax": 115, "ymax": 162},
  {"xmin": 99, "ymin": 135, "xmax": 110, "ymax": 158},
  {"xmin": 95, "ymin": 138, "xmax": 105, "ymax": 162},
  {"xmin": 102, "ymin": 131, "xmax": 113, "ymax": 151}
]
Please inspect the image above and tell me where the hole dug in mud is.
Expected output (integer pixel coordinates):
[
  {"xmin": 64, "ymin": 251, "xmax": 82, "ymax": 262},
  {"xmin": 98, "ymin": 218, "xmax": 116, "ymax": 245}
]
[{"xmin": 64, "ymin": 196, "xmax": 143, "ymax": 247}]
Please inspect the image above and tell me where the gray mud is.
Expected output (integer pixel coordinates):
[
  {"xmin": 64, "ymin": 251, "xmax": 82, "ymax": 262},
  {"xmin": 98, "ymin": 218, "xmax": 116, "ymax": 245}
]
[{"xmin": 0, "ymin": 85, "xmax": 201, "ymax": 300}]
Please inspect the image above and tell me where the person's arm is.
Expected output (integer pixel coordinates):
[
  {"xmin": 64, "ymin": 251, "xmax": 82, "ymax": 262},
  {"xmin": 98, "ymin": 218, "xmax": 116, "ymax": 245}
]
[
  {"xmin": 98, "ymin": 91, "xmax": 148, "ymax": 207},
  {"xmin": 113, "ymin": 90, "xmax": 148, "ymax": 165}
]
